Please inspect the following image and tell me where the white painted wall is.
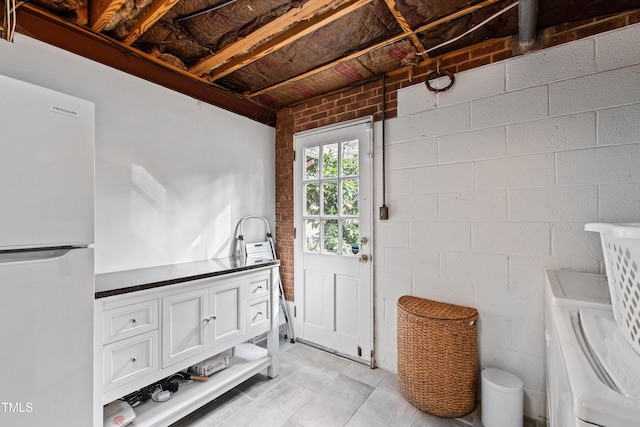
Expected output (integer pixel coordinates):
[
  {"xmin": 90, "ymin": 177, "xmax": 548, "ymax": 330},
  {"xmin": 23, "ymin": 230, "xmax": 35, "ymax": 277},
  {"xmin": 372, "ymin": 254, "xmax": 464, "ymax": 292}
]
[
  {"xmin": 0, "ymin": 34, "xmax": 275, "ymax": 273},
  {"xmin": 373, "ymin": 23, "xmax": 640, "ymax": 421}
]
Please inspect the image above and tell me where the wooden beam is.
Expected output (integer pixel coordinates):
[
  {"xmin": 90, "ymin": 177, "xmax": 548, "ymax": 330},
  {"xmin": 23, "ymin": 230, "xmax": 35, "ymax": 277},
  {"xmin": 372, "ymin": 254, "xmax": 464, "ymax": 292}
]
[
  {"xmin": 381, "ymin": 0, "xmax": 427, "ymax": 56},
  {"xmin": 247, "ymin": 0, "xmax": 500, "ymax": 98},
  {"xmin": 90, "ymin": 0, "xmax": 128, "ymax": 32},
  {"xmin": 16, "ymin": 3, "xmax": 275, "ymax": 126},
  {"xmin": 208, "ymin": 0, "xmax": 373, "ymax": 82},
  {"xmin": 188, "ymin": 0, "xmax": 354, "ymax": 76},
  {"xmin": 122, "ymin": 0, "xmax": 182, "ymax": 45}
]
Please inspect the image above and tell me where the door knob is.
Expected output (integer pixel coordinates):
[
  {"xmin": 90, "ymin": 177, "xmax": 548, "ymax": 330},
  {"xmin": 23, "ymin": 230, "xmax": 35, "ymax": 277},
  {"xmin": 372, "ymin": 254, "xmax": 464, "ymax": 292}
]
[{"xmin": 359, "ymin": 254, "xmax": 369, "ymax": 263}]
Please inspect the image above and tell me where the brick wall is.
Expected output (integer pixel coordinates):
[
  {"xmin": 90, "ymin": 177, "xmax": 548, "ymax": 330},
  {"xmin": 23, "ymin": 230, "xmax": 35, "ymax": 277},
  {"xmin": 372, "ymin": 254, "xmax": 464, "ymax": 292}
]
[{"xmin": 275, "ymin": 9, "xmax": 640, "ymax": 300}]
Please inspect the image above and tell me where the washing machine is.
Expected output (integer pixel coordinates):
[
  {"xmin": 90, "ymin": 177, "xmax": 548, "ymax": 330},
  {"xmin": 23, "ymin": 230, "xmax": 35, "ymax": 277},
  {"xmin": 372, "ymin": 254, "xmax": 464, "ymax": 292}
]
[{"xmin": 545, "ymin": 270, "xmax": 640, "ymax": 426}]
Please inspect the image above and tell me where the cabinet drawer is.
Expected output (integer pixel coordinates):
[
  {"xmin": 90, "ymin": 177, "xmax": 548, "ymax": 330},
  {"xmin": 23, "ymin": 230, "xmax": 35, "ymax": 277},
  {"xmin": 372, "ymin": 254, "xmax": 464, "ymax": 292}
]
[
  {"xmin": 247, "ymin": 274, "xmax": 270, "ymax": 299},
  {"xmin": 247, "ymin": 297, "xmax": 270, "ymax": 334},
  {"xmin": 103, "ymin": 299, "xmax": 158, "ymax": 344},
  {"xmin": 103, "ymin": 331, "xmax": 158, "ymax": 392}
]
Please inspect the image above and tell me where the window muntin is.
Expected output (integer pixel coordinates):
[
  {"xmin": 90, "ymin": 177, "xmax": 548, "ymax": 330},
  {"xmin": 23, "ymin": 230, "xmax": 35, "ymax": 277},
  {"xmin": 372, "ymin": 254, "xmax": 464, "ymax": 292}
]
[{"xmin": 303, "ymin": 139, "xmax": 359, "ymax": 255}]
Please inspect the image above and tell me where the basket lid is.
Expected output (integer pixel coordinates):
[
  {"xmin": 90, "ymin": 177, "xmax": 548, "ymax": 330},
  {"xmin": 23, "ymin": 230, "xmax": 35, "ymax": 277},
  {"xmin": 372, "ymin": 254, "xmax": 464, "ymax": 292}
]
[{"xmin": 397, "ymin": 295, "xmax": 477, "ymax": 320}]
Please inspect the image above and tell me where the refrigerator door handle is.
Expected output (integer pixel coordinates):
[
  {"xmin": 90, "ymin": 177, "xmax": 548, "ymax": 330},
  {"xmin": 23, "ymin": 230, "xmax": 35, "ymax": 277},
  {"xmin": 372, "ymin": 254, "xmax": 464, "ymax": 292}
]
[{"xmin": 0, "ymin": 248, "xmax": 74, "ymax": 265}]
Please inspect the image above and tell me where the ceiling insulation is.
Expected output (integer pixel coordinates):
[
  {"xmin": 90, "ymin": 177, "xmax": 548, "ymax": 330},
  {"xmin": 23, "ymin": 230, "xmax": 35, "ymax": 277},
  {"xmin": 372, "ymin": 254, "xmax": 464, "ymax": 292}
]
[{"xmin": 11, "ymin": 0, "xmax": 640, "ymax": 116}]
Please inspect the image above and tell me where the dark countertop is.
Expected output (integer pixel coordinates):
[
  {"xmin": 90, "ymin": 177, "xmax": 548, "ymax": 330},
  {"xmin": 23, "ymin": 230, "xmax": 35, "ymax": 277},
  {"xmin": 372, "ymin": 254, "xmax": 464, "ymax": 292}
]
[{"xmin": 95, "ymin": 257, "xmax": 279, "ymax": 299}]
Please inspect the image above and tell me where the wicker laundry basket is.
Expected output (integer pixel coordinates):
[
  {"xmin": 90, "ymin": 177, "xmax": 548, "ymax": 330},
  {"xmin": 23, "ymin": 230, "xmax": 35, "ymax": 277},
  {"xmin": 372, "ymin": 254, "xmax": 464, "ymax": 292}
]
[{"xmin": 397, "ymin": 296, "xmax": 479, "ymax": 417}]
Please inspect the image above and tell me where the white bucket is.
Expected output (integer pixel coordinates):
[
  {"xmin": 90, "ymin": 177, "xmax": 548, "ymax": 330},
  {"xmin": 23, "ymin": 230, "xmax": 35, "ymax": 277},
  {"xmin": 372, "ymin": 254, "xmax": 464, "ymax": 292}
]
[{"xmin": 481, "ymin": 368, "xmax": 523, "ymax": 427}]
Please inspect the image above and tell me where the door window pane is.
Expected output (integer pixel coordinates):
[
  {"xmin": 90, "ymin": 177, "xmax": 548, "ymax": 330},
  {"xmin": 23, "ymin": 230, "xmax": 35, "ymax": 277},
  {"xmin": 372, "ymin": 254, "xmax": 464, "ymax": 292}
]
[
  {"xmin": 323, "ymin": 219, "xmax": 339, "ymax": 254},
  {"xmin": 301, "ymin": 138, "xmax": 360, "ymax": 256},
  {"xmin": 304, "ymin": 219, "xmax": 320, "ymax": 252},
  {"xmin": 304, "ymin": 146, "xmax": 319, "ymax": 180},
  {"xmin": 341, "ymin": 139, "xmax": 359, "ymax": 177},
  {"xmin": 342, "ymin": 219, "xmax": 359, "ymax": 255},
  {"xmin": 322, "ymin": 181, "xmax": 338, "ymax": 215},
  {"xmin": 322, "ymin": 143, "xmax": 338, "ymax": 179},
  {"xmin": 305, "ymin": 182, "xmax": 320, "ymax": 215},
  {"xmin": 341, "ymin": 179, "xmax": 359, "ymax": 215}
]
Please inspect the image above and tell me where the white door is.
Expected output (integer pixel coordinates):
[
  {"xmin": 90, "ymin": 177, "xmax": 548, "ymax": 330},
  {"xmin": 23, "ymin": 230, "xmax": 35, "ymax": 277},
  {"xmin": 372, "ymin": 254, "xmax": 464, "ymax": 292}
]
[{"xmin": 294, "ymin": 117, "xmax": 373, "ymax": 365}]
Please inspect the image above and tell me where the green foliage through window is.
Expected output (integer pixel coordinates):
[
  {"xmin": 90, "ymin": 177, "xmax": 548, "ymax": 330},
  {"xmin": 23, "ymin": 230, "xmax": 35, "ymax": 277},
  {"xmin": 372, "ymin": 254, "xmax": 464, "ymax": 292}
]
[{"xmin": 303, "ymin": 139, "xmax": 360, "ymax": 255}]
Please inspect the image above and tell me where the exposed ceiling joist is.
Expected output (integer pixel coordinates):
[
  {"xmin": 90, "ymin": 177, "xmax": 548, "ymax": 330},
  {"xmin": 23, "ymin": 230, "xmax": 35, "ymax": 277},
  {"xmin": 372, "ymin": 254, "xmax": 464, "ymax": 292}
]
[
  {"xmin": 122, "ymin": 0, "xmax": 183, "ymax": 45},
  {"xmin": 188, "ymin": 0, "xmax": 354, "ymax": 76},
  {"xmin": 16, "ymin": 3, "xmax": 275, "ymax": 125},
  {"xmin": 90, "ymin": 0, "xmax": 127, "ymax": 32},
  {"xmin": 381, "ymin": 0, "xmax": 427, "ymax": 57},
  {"xmin": 208, "ymin": 0, "xmax": 373, "ymax": 82},
  {"xmin": 18, "ymin": 0, "xmax": 640, "ymax": 112},
  {"xmin": 247, "ymin": 0, "xmax": 501, "ymax": 99}
]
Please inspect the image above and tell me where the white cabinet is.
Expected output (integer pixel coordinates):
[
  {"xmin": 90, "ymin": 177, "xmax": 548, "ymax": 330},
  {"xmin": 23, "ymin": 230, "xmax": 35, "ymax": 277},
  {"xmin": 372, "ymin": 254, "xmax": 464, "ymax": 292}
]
[
  {"xmin": 162, "ymin": 280, "xmax": 244, "ymax": 369},
  {"xmin": 208, "ymin": 279, "xmax": 244, "ymax": 346},
  {"xmin": 247, "ymin": 273, "xmax": 270, "ymax": 298},
  {"xmin": 100, "ymin": 299, "xmax": 160, "ymax": 394},
  {"xmin": 103, "ymin": 330, "xmax": 159, "ymax": 392},
  {"xmin": 162, "ymin": 289, "xmax": 208, "ymax": 368},
  {"xmin": 247, "ymin": 297, "xmax": 270, "ymax": 335},
  {"xmin": 246, "ymin": 271, "xmax": 271, "ymax": 336},
  {"xmin": 103, "ymin": 299, "xmax": 159, "ymax": 344},
  {"xmin": 95, "ymin": 265, "xmax": 280, "ymax": 427}
]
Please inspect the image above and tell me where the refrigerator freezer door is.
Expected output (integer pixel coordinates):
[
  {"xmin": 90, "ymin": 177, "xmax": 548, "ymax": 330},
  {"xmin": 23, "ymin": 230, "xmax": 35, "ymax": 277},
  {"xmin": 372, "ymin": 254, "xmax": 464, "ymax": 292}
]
[
  {"xmin": 0, "ymin": 247, "xmax": 94, "ymax": 427},
  {"xmin": 0, "ymin": 74, "xmax": 94, "ymax": 249}
]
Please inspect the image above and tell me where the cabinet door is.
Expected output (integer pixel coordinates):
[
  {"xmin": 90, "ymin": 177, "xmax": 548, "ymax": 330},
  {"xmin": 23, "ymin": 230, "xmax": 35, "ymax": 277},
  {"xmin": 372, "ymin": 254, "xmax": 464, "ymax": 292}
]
[
  {"xmin": 162, "ymin": 288, "xmax": 208, "ymax": 368},
  {"xmin": 208, "ymin": 280, "xmax": 244, "ymax": 346}
]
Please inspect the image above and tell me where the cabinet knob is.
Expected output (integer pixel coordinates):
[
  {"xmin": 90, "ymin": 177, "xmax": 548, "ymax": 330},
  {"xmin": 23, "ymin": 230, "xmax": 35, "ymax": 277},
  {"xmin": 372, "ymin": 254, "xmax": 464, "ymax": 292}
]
[
  {"xmin": 130, "ymin": 318, "xmax": 137, "ymax": 324},
  {"xmin": 131, "ymin": 357, "xmax": 137, "ymax": 363},
  {"xmin": 203, "ymin": 315, "xmax": 216, "ymax": 323}
]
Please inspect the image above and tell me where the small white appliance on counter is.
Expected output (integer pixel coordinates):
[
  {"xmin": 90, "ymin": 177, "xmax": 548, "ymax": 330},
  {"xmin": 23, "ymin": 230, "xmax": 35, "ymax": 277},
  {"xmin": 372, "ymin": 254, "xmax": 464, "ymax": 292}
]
[
  {"xmin": 0, "ymin": 73, "xmax": 95, "ymax": 426},
  {"xmin": 545, "ymin": 270, "xmax": 640, "ymax": 426}
]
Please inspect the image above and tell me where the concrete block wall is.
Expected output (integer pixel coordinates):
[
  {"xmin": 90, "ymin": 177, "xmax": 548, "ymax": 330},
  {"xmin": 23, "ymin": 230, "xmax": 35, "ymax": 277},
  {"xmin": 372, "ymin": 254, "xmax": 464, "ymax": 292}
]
[{"xmin": 375, "ymin": 23, "xmax": 640, "ymax": 421}]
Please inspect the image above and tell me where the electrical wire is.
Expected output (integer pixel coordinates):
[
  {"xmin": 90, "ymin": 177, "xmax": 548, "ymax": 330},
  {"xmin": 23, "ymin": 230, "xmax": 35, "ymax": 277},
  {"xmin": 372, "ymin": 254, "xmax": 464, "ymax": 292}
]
[
  {"xmin": 10, "ymin": 0, "xmax": 17, "ymax": 41},
  {"xmin": 3, "ymin": 0, "xmax": 9, "ymax": 41},
  {"xmin": 379, "ymin": 72, "xmax": 388, "ymax": 220},
  {"xmin": 416, "ymin": 1, "xmax": 519, "ymax": 56},
  {"xmin": 174, "ymin": 0, "xmax": 239, "ymax": 22},
  {"xmin": 7, "ymin": 0, "xmax": 13, "ymax": 42},
  {"xmin": 2, "ymin": 0, "xmax": 20, "ymax": 42}
]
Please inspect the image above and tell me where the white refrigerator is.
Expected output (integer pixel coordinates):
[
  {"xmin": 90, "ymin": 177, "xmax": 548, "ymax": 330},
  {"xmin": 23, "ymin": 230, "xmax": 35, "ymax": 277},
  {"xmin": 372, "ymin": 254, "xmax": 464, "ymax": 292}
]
[{"xmin": 0, "ymin": 74, "xmax": 95, "ymax": 426}]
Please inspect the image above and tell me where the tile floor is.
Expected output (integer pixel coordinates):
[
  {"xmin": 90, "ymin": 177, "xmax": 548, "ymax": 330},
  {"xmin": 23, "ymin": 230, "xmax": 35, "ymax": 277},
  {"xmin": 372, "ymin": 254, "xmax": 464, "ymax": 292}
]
[{"xmin": 171, "ymin": 337, "xmax": 545, "ymax": 427}]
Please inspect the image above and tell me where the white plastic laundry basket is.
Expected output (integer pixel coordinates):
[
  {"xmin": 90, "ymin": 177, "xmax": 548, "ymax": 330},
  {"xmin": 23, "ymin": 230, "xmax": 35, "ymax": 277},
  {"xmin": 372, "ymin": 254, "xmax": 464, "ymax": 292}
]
[{"xmin": 585, "ymin": 223, "xmax": 640, "ymax": 356}]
